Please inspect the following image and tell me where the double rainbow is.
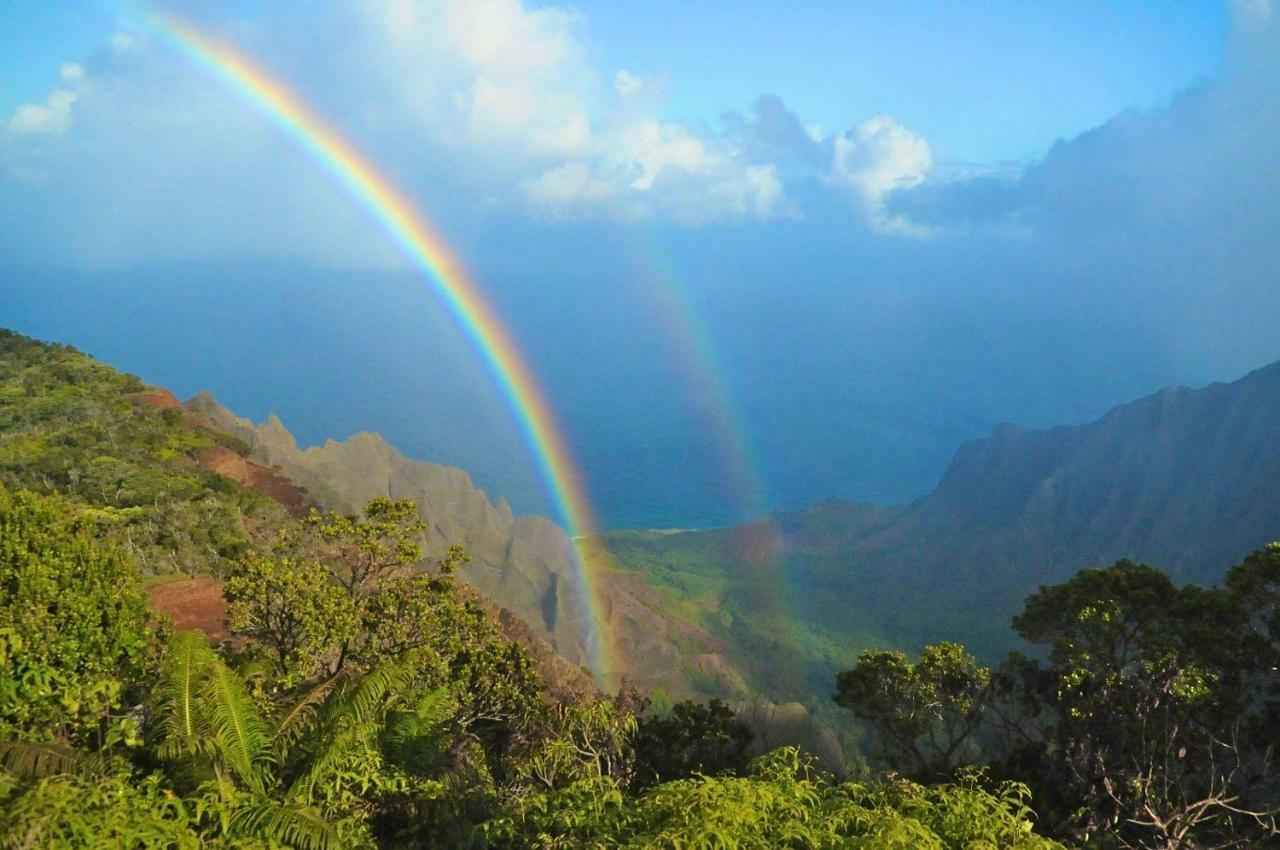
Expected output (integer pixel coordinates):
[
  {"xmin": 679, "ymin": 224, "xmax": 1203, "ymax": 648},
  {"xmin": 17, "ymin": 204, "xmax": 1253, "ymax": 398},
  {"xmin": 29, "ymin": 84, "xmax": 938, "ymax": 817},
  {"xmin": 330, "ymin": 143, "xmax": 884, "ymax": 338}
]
[{"xmin": 150, "ymin": 14, "xmax": 612, "ymax": 677}]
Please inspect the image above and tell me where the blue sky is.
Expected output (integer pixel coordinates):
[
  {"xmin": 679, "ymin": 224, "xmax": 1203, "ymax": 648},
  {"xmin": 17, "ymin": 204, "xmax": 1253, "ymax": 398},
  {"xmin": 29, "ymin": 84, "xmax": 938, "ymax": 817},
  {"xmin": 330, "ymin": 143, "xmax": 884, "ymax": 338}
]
[
  {"xmin": 2, "ymin": 2, "xmax": 1227, "ymax": 163},
  {"xmin": 570, "ymin": 1, "xmax": 1227, "ymax": 162}
]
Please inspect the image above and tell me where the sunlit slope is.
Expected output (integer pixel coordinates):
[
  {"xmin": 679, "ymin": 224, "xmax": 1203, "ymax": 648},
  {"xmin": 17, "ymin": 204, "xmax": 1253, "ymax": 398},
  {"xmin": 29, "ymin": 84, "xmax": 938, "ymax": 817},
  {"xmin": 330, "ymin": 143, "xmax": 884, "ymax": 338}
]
[{"xmin": 0, "ymin": 329, "xmax": 290, "ymax": 575}]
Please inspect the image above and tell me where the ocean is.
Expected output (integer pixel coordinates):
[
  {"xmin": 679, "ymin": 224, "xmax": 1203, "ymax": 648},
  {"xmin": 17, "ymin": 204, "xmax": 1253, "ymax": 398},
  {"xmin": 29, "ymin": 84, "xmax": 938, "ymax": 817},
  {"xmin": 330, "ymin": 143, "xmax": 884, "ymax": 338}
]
[{"xmin": 0, "ymin": 248, "xmax": 1230, "ymax": 531}]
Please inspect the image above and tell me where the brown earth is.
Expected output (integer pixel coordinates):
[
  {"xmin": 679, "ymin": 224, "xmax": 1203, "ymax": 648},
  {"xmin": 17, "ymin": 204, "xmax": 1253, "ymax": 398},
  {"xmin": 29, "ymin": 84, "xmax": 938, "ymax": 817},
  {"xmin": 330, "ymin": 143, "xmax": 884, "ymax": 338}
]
[
  {"xmin": 197, "ymin": 445, "xmax": 313, "ymax": 516},
  {"xmin": 147, "ymin": 577, "xmax": 229, "ymax": 641},
  {"xmin": 125, "ymin": 387, "xmax": 183, "ymax": 410}
]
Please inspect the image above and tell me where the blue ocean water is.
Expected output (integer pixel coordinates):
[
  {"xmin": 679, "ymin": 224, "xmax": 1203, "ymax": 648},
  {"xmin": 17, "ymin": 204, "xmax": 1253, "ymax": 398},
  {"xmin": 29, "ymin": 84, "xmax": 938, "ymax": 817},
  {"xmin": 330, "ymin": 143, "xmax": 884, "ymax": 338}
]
[{"xmin": 0, "ymin": 236, "xmax": 1251, "ymax": 530}]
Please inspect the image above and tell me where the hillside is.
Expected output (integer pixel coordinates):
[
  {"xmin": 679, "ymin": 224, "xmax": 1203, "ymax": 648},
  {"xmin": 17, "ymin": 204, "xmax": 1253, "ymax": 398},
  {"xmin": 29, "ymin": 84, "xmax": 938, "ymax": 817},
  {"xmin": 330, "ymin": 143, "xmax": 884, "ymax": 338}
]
[
  {"xmin": 603, "ymin": 359, "xmax": 1280, "ymax": 704},
  {"xmin": 182, "ymin": 393, "xmax": 727, "ymax": 696}
]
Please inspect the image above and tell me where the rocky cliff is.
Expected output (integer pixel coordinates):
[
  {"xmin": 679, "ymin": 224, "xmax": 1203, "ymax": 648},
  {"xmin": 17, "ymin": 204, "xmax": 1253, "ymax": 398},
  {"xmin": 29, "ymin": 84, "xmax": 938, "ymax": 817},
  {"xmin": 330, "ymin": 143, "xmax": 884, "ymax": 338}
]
[{"xmin": 185, "ymin": 393, "xmax": 710, "ymax": 693}]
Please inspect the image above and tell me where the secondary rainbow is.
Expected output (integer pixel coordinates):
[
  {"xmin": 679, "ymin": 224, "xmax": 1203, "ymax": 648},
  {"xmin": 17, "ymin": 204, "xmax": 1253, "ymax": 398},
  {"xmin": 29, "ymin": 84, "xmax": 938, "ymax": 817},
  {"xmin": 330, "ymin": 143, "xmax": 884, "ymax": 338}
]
[{"xmin": 149, "ymin": 13, "xmax": 612, "ymax": 676}]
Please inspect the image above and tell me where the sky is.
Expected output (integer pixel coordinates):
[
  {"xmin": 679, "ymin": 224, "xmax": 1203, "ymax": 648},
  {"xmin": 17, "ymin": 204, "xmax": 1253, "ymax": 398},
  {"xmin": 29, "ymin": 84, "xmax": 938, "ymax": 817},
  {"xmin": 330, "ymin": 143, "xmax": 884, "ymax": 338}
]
[{"xmin": 1, "ymin": 1, "xmax": 1278, "ymax": 527}]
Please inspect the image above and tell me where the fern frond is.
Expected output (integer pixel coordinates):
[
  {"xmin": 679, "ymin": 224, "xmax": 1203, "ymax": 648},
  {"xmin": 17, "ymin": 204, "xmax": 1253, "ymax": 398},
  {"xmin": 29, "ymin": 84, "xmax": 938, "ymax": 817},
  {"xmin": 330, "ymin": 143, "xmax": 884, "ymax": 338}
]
[
  {"xmin": 381, "ymin": 687, "xmax": 455, "ymax": 775},
  {"xmin": 272, "ymin": 672, "xmax": 345, "ymax": 758},
  {"xmin": 205, "ymin": 659, "xmax": 271, "ymax": 792},
  {"xmin": 230, "ymin": 797, "xmax": 342, "ymax": 850},
  {"xmin": 153, "ymin": 630, "xmax": 217, "ymax": 762},
  {"xmin": 283, "ymin": 660, "xmax": 413, "ymax": 803},
  {"xmin": 288, "ymin": 716, "xmax": 383, "ymax": 804},
  {"xmin": 0, "ymin": 741, "xmax": 111, "ymax": 778},
  {"xmin": 327, "ymin": 659, "xmax": 414, "ymax": 727}
]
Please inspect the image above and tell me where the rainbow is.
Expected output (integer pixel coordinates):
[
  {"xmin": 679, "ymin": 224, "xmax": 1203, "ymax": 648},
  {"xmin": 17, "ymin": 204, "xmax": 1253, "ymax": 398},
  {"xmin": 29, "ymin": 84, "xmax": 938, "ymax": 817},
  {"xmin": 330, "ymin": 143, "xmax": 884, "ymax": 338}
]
[
  {"xmin": 147, "ymin": 13, "xmax": 612, "ymax": 677},
  {"xmin": 622, "ymin": 233, "xmax": 772, "ymax": 523}
]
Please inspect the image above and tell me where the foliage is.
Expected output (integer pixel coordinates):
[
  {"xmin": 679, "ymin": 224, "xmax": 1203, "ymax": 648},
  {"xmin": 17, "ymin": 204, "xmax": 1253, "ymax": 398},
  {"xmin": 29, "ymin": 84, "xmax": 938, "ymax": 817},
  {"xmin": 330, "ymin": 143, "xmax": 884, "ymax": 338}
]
[
  {"xmin": 996, "ymin": 558, "xmax": 1280, "ymax": 847},
  {"xmin": 301, "ymin": 498, "xmax": 425, "ymax": 600},
  {"xmin": 0, "ymin": 772, "xmax": 203, "ymax": 850},
  {"xmin": 834, "ymin": 642, "xmax": 990, "ymax": 781},
  {"xmin": 0, "ymin": 485, "xmax": 162, "ymax": 746},
  {"xmin": 836, "ymin": 554, "xmax": 1280, "ymax": 849},
  {"xmin": 150, "ymin": 629, "xmax": 423, "ymax": 848},
  {"xmin": 224, "ymin": 502, "xmax": 436, "ymax": 684},
  {"xmin": 224, "ymin": 548, "xmax": 358, "ymax": 686},
  {"xmin": 0, "ymin": 329, "xmax": 282, "ymax": 574},
  {"xmin": 484, "ymin": 746, "xmax": 1062, "ymax": 849},
  {"xmin": 633, "ymin": 699, "xmax": 753, "ymax": 789}
]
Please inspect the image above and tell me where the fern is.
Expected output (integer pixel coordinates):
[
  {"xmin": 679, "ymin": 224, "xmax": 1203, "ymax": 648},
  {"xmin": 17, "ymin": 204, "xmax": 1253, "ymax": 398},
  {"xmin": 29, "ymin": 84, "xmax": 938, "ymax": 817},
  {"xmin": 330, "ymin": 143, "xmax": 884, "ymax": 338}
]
[
  {"xmin": 153, "ymin": 630, "xmax": 271, "ymax": 791},
  {"xmin": 204, "ymin": 657, "xmax": 271, "ymax": 792},
  {"xmin": 153, "ymin": 630, "xmax": 213, "ymax": 762},
  {"xmin": 0, "ymin": 741, "xmax": 111, "ymax": 779},
  {"xmin": 285, "ymin": 660, "xmax": 414, "ymax": 803},
  {"xmin": 272, "ymin": 671, "xmax": 346, "ymax": 760},
  {"xmin": 229, "ymin": 797, "xmax": 343, "ymax": 850}
]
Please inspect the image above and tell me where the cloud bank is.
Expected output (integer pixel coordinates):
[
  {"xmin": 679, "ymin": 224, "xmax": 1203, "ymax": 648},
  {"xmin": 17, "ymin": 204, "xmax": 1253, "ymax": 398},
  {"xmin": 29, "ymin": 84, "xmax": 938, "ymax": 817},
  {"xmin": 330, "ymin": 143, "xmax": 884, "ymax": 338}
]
[
  {"xmin": 0, "ymin": 0, "xmax": 948, "ymax": 264},
  {"xmin": 0, "ymin": 0, "xmax": 1276, "ymax": 291}
]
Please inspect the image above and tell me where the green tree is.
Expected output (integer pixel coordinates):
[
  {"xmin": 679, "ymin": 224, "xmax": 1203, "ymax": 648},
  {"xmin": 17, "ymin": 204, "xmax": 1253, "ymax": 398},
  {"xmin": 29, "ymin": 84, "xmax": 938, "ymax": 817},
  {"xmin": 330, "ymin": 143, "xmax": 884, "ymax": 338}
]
[
  {"xmin": 1000, "ymin": 558, "xmax": 1280, "ymax": 847},
  {"xmin": 302, "ymin": 498, "xmax": 425, "ymax": 601},
  {"xmin": 0, "ymin": 485, "xmax": 162, "ymax": 746},
  {"xmin": 224, "ymin": 499, "xmax": 431, "ymax": 683},
  {"xmin": 834, "ymin": 642, "xmax": 991, "ymax": 781},
  {"xmin": 484, "ymin": 747, "xmax": 1063, "ymax": 849},
  {"xmin": 633, "ymin": 699, "xmax": 753, "ymax": 789},
  {"xmin": 224, "ymin": 549, "xmax": 358, "ymax": 686}
]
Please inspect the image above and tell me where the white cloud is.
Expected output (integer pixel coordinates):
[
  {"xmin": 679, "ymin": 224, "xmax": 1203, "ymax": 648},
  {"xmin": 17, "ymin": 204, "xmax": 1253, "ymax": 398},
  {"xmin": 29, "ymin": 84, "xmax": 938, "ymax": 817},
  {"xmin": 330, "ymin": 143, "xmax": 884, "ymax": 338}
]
[
  {"xmin": 828, "ymin": 114, "xmax": 933, "ymax": 233},
  {"xmin": 4, "ymin": 65, "xmax": 85, "ymax": 136},
  {"xmin": 614, "ymin": 70, "xmax": 643, "ymax": 98},
  {"xmin": 522, "ymin": 161, "xmax": 615, "ymax": 211},
  {"xmin": 352, "ymin": 0, "xmax": 792, "ymax": 222},
  {"xmin": 0, "ymin": 0, "xmax": 940, "ymax": 268}
]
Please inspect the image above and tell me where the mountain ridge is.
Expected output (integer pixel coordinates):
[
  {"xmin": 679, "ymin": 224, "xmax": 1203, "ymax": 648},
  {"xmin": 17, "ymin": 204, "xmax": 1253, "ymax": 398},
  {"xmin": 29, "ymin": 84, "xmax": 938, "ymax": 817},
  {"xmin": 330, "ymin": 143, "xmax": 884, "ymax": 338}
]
[{"xmin": 599, "ymin": 353, "xmax": 1280, "ymax": 707}]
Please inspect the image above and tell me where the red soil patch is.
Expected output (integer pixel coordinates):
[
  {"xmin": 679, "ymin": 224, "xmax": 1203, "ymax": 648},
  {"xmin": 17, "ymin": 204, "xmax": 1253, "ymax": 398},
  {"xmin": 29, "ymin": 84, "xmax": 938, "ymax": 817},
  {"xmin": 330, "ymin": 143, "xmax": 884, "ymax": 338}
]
[
  {"xmin": 126, "ymin": 387, "xmax": 183, "ymax": 410},
  {"xmin": 197, "ymin": 446, "xmax": 312, "ymax": 516},
  {"xmin": 147, "ymin": 577, "xmax": 229, "ymax": 641}
]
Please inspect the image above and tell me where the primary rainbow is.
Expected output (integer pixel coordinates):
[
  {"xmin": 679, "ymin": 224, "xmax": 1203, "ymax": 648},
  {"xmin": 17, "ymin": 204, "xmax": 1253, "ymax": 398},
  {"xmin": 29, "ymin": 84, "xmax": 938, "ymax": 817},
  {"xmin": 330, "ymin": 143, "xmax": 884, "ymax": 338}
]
[{"xmin": 149, "ymin": 13, "xmax": 612, "ymax": 677}]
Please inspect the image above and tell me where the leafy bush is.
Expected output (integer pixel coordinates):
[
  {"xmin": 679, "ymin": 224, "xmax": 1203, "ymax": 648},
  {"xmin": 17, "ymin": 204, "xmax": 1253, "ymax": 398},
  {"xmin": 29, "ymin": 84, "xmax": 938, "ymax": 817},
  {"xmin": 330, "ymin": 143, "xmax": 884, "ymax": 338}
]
[{"xmin": 0, "ymin": 485, "xmax": 162, "ymax": 746}]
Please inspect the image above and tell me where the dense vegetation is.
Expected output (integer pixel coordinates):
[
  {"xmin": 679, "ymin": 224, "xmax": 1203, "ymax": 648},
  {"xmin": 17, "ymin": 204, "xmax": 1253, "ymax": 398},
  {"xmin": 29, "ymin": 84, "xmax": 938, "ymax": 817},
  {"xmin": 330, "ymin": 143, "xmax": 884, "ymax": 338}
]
[
  {"xmin": 0, "ymin": 330, "xmax": 285, "ymax": 575},
  {"xmin": 836, "ymin": 554, "xmax": 1280, "ymax": 848},
  {"xmin": 0, "ymin": 485, "xmax": 1060, "ymax": 848},
  {"xmin": 2, "ymin": 328, "xmax": 1275, "ymax": 847}
]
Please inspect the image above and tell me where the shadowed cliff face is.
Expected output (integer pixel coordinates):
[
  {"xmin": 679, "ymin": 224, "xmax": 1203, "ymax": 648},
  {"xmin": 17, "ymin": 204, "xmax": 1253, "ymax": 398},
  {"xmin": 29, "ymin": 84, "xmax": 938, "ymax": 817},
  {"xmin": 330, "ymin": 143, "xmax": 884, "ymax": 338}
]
[
  {"xmin": 832, "ymin": 359, "xmax": 1280, "ymax": 655},
  {"xmin": 185, "ymin": 392, "xmax": 717, "ymax": 693},
  {"xmin": 598, "ymin": 357, "xmax": 1280, "ymax": 711}
]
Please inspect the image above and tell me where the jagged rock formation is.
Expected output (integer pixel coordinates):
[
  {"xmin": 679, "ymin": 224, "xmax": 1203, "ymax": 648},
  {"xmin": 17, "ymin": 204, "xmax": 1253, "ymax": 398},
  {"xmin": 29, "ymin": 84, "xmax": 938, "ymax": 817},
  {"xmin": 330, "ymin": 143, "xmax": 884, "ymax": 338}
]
[
  {"xmin": 696, "ymin": 358, "xmax": 1280, "ymax": 662},
  {"xmin": 596, "ymin": 357, "xmax": 1280, "ymax": 715},
  {"xmin": 185, "ymin": 393, "xmax": 704, "ymax": 691}
]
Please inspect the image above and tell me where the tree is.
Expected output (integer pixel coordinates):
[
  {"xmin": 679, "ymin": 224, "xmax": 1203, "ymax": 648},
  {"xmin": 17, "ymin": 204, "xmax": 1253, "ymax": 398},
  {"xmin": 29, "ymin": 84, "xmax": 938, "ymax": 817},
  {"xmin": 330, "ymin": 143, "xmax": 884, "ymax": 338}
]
[
  {"xmin": 632, "ymin": 699, "xmax": 753, "ymax": 788},
  {"xmin": 0, "ymin": 485, "xmax": 162, "ymax": 746},
  {"xmin": 224, "ymin": 549, "xmax": 358, "ymax": 686},
  {"xmin": 1002, "ymin": 558, "xmax": 1280, "ymax": 848},
  {"xmin": 483, "ymin": 747, "xmax": 1063, "ymax": 849},
  {"xmin": 834, "ymin": 642, "xmax": 991, "ymax": 781},
  {"xmin": 224, "ymin": 499, "xmax": 430, "ymax": 683},
  {"xmin": 302, "ymin": 498, "xmax": 425, "ymax": 601}
]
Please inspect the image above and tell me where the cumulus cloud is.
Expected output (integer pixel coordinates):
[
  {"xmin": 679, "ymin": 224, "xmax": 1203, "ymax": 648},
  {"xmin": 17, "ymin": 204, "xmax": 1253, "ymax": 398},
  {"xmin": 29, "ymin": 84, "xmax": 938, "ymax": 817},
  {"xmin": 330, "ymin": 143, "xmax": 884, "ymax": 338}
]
[
  {"xmin": 5, "ymin": 64, "xmax": 83, "ymax": 135},
  {"xmin": 828, "ymin": 115, "xmax": 933, "ymax": 233},
  {"xmin": 351, "ymin": 0, "xmax": 796, "ymax": 222},
  {"xmin": 886, "ymin": 0, "xmax": 1279, "ymax": 241},
  {"xmin": 0, "ymin": 0, "xmax": 948, "ymax": 262}
]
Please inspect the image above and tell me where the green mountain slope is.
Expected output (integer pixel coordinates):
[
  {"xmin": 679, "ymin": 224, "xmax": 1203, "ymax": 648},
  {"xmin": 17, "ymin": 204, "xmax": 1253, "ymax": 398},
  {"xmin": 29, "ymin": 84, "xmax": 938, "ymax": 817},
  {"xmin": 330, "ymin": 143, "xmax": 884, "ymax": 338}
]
[
  {"xmin": 0, "ymin": 329, "xmax": 289, "ymax": 575},
  {"xmin": 602, "ymin": 360, "xmax": 1280, "ymax": 707}
]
